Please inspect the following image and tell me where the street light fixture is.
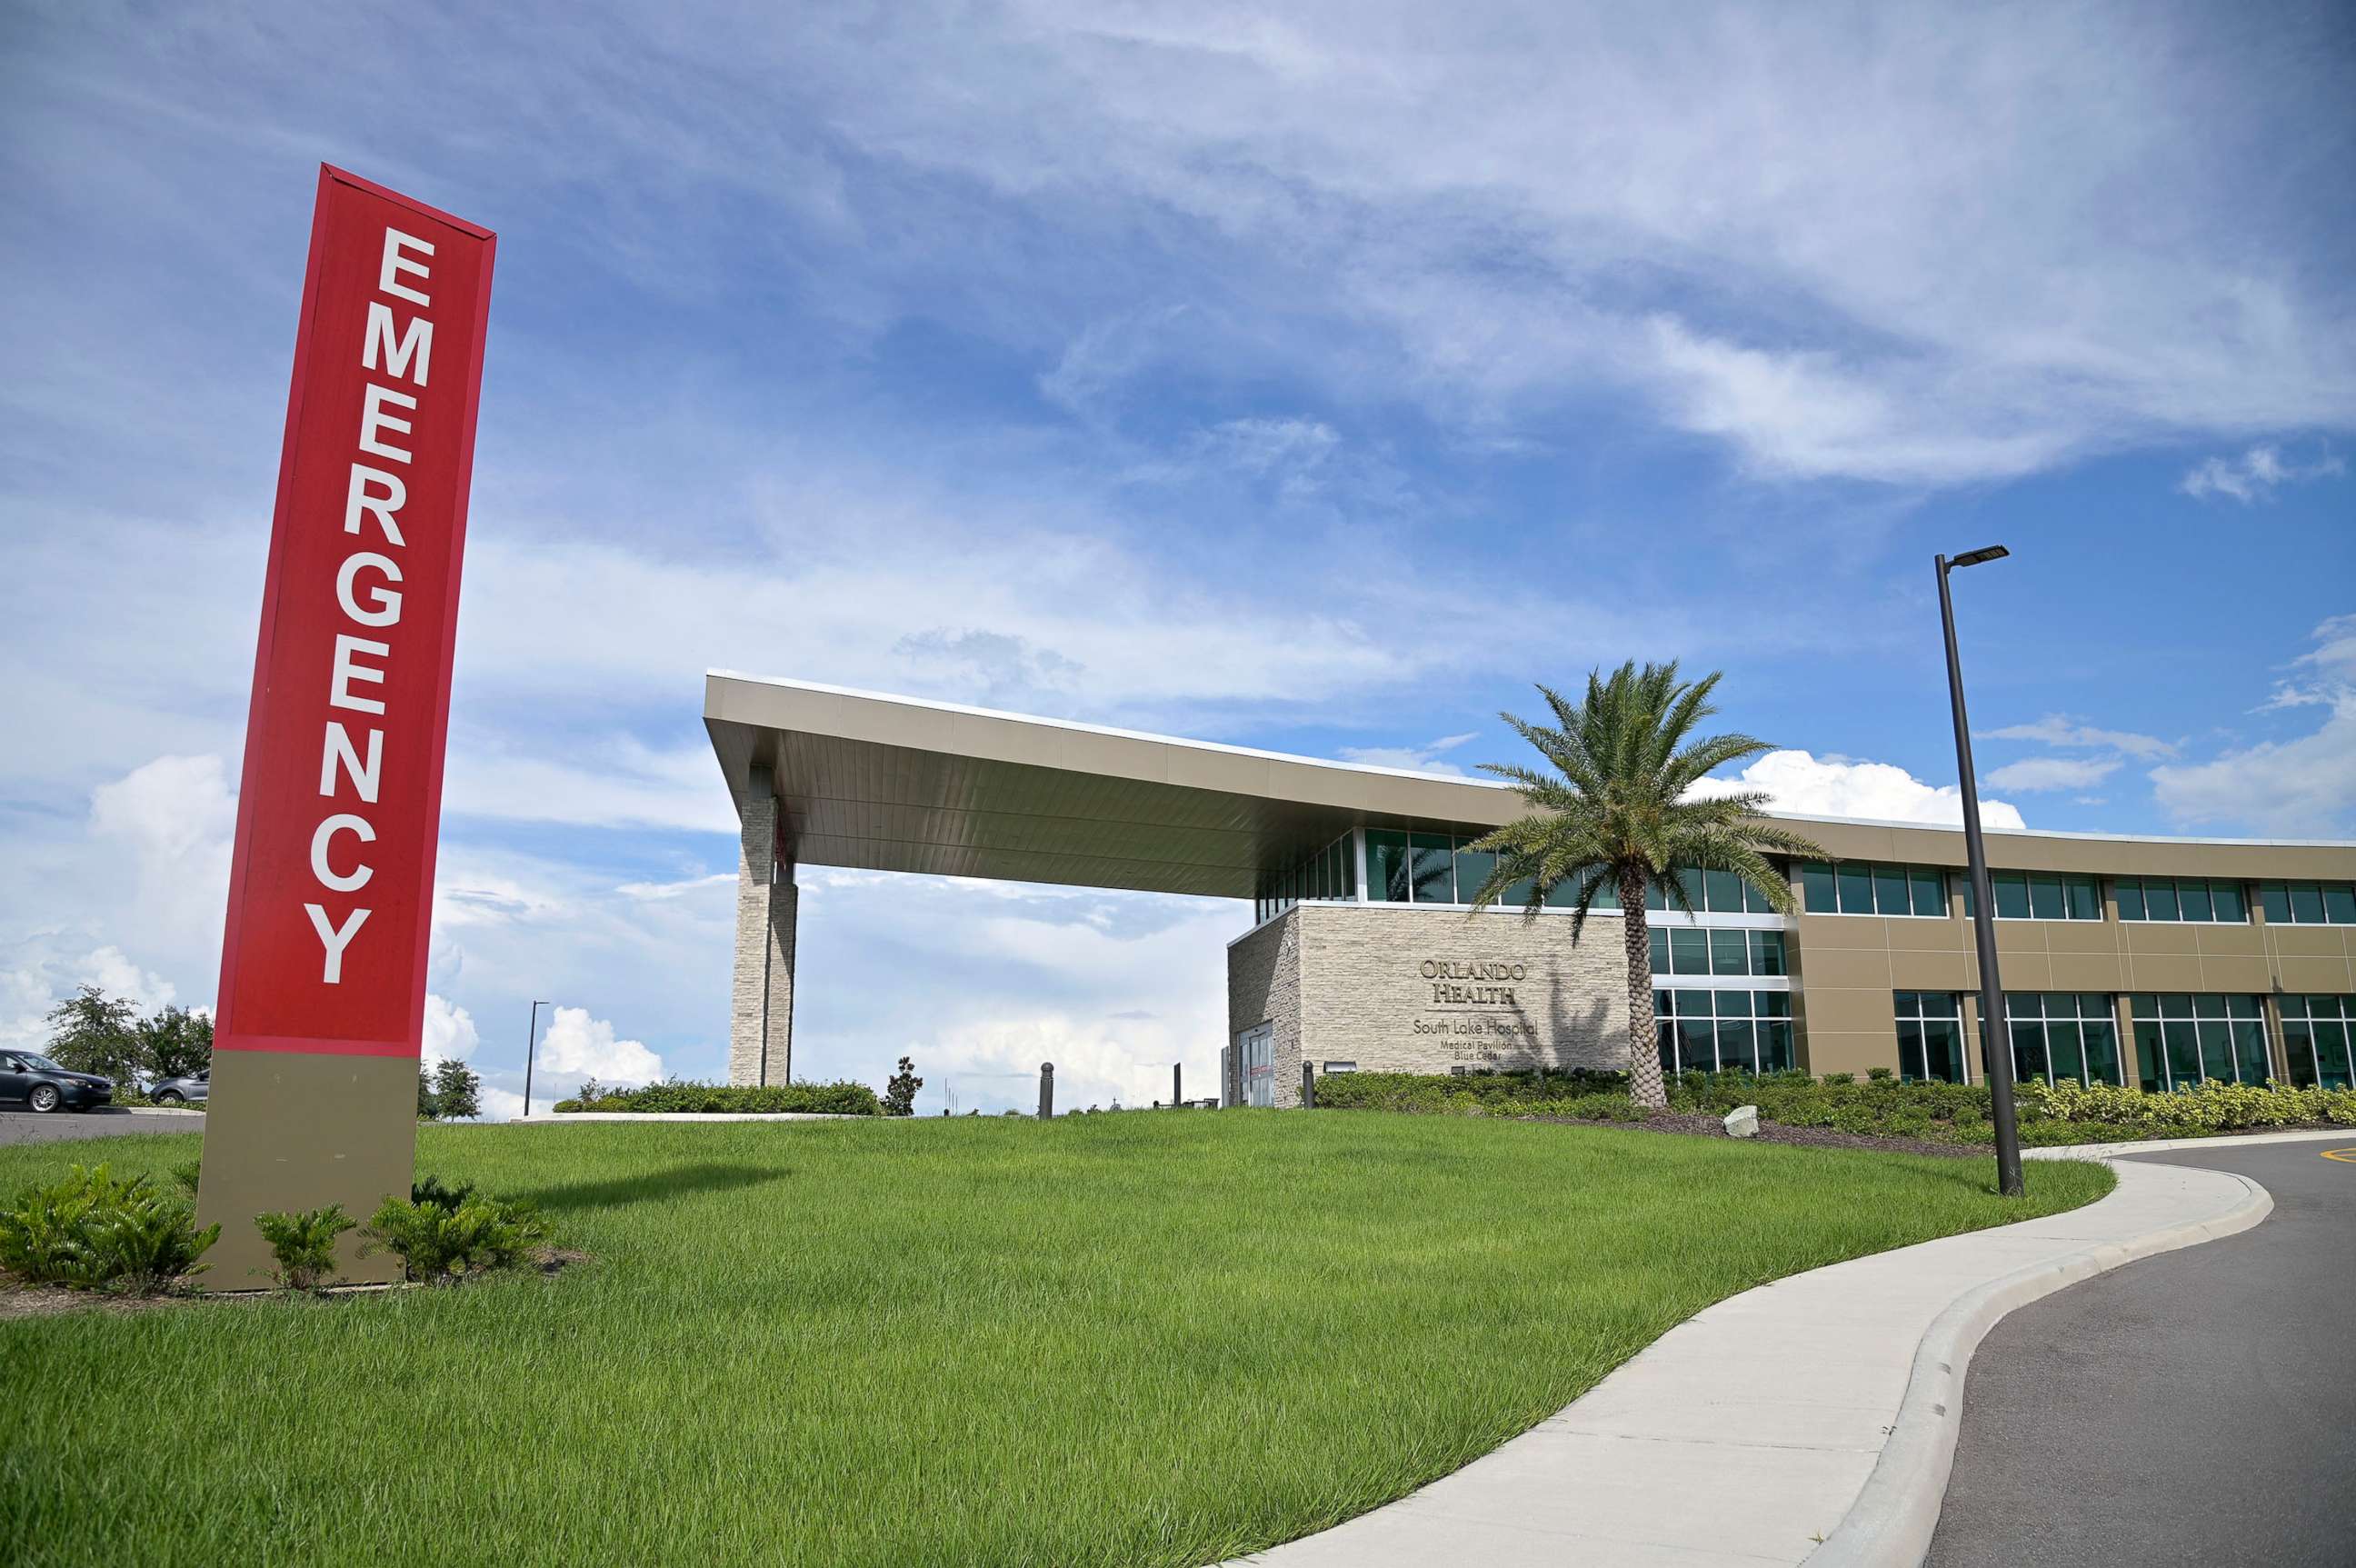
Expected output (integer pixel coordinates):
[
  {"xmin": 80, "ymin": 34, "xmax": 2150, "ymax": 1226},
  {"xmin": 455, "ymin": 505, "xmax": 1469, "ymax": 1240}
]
[
  {"xmin": 521, "ymin": 1000, "xmax": 552, "ymax": 1119},
  {"xmin": 1936, "ymin": 546, "xmax": 2024, "ymax": 1198}
]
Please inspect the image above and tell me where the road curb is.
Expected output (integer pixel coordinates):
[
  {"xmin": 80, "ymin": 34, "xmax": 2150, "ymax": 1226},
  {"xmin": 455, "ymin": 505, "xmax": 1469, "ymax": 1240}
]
[
  {"xmin": 2023, "ymin": 1126, "xmax": 2353, "ymax": 1160},
  {"xmin": 1802, "ymin": 1163, "xmax": 2273, "ymax": 1567}
]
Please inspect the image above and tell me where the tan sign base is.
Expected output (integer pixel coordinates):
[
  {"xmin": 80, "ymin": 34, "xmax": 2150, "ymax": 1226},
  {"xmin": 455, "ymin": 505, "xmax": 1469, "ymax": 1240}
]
[{"xmin": 195, "ymin": 1051, "xmax": 418, "ymax": 1288}]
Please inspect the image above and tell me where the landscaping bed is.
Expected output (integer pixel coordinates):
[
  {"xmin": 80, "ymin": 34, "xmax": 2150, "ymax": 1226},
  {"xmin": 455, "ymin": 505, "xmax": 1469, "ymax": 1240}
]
[
  {"xmin": 1319, "ymin": 1066, "xmax": 2356, "ymax": 1146},
  {"xmin": 0, "ymin": 1114, "xmax": 2109, "ymax": 1568}
]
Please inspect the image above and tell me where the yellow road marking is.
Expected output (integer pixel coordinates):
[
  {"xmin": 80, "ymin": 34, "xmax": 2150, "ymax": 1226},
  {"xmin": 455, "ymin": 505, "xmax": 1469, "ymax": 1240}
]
[{"xmin": 2321, "ymin": 1147, "xmax": 2356, "ymax": 1164}]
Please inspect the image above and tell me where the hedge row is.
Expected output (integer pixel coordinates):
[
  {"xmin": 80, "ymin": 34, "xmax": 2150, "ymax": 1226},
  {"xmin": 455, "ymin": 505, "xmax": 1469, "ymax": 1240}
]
[
  {"xmin": 553, "ymin": 1079, "xmax": 882, "ymax": 1116},
  {"xmin": 1314, "ymin": 1067, "xmax": 2356, "ymax": 1144}
]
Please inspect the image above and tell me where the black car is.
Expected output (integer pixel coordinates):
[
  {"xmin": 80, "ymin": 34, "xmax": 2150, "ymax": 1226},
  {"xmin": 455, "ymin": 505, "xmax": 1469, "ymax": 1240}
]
[{"xmin": 0, "ymin": 1052, "xmax": 114, "ymax": 1113}]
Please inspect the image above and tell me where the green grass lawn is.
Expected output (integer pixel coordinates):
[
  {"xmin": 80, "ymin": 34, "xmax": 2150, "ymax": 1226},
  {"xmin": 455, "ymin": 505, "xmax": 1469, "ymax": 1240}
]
[{"xmin": 0, "ymin": 1114, "xmax": 2111, "ymax": 1567}]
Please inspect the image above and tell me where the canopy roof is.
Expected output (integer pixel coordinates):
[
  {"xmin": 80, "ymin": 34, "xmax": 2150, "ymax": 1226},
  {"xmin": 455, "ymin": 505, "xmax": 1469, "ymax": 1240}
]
[{"xmin": 704, "ymin": 672, "xmax": 2355, "ymax": 898}]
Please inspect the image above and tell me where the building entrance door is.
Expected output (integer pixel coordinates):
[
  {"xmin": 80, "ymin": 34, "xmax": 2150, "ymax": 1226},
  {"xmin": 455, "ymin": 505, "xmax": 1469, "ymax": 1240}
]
[{"xmin": 1240, "ymin": 1023, "xmax": 1274, "ymax": 1107}]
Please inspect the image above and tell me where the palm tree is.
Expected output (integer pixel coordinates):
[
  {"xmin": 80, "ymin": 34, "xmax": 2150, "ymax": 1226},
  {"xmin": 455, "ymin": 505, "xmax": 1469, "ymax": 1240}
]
[{"xmin": 1461, "ymin": 662, "xmax": 1825, "ymax": 1109}]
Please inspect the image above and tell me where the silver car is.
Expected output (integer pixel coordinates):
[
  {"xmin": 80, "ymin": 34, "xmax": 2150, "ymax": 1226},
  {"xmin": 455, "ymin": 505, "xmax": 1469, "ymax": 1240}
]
[{"xmin": 149, "ymin": 1068, "xmax": 210, "ymax": 1107}]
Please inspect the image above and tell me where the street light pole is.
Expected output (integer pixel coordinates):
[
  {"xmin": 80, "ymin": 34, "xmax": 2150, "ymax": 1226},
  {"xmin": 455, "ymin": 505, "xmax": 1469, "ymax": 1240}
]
[
  {"xmin": 1937, "ymin": 547, "xmax": 2024, "ymax": 1198},
  {"xmin": 522, "ymin": 1000, "xmax": 551, "ymax": 1118}
]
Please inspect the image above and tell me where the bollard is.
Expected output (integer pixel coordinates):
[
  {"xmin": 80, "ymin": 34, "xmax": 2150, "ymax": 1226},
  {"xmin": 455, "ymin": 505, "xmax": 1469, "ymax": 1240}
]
[
  {"xmin": 1173, "ymin": 1063, "xmax": 1183, "ymax": 1109},
  {"xmin": 1038, "ymin": 1062, "xmax": 1054, "ymax": 1120},
  {"xmin": 1300, "ymin": 1060, "xmax": 1314, "ymax": 1109}
]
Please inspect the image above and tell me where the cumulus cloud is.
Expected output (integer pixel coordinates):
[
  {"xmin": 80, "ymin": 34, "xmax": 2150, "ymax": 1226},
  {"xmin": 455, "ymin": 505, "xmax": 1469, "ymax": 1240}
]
[
  {"xmin": 2179, "ymin": 444, "xmax": 2345, "ymax": 504},
  {"xmin": 535, "ymin": 1006, "xmax": 664, "ymax": 1086},
  {"xmin": 1335, "ymin": 732, "xmax": 1479, "ymax": 776},
  {"xmin": 1692, "ymin": 749, "xmax": 2026, "ymax": 830},
  {"xmin": 423, "ymin": 993, "xmax": 481, "ymax": 1067},
  {"xmin": 89, "ymin": 754, "xmax": 237, "ymax": 949},
  {"xmin": 1986, "ymin": 756, "xmax": 2121, "ymax": 793},
  {"xmin": 2151, "ymin": 614, "xmax": 2356, "ymax": 835}
]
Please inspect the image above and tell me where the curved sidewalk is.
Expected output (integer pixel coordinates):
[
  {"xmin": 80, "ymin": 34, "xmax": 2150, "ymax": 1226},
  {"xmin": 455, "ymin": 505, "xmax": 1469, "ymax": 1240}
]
[{"xmin": 1223, "ymin": 1151, "xmax": 2277, "ymax": 1568}]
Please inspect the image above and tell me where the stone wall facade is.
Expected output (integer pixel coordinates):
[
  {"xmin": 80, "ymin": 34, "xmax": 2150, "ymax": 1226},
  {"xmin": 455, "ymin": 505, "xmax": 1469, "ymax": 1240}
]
[
  {"xmin": 1228, "ymin": 903, "xmax": 1632, "ymax": 1105},
  {"xmin": 728, "ymin": 774, "xmax": 797, "ymax": 1086}
]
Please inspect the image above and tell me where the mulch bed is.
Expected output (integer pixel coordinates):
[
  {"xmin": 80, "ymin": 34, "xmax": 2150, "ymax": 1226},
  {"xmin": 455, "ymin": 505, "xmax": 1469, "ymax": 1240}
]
[{"xmin": 1521, "ymin": 1111, "xmax": 1981, "ymax": 1159}]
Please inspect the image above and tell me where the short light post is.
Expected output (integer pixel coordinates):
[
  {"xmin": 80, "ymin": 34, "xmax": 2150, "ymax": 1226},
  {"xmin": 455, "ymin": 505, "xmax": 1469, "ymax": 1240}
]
[
  {"xmin": 1300, "ymin": 1061, "xmax": 1315, "ymax": 1109},
  {"xmin": 1037, "ymin": 1062, "xmax": 1054, "ymax": 1120},
  {"xmin": 521, "ymin": 1000, "xmax": 551, "ymax": 1118},
  {"xmin": 1936, "ymin": 546, "xmax": 2024, "ymax": 1198}
]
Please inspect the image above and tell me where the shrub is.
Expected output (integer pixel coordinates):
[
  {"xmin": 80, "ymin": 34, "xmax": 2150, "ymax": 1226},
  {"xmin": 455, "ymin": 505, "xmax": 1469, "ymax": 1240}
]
[
  {"xmin": 362, "ymin": 1193, "xmax": 550, "ymax": 1285},
  {"xmin": 171, "ymin": 1159, "xmax": 203, "ymax": 1198},
  {"xmin": 252, "ymin": 1204, "xmax": 356, "ymax": 1293},
  {"xmin": 0, "ymin": 1164, "xmax": 219, "ymax": 1294},
  {"xmin": 554, "ymin": 1078, "xmax": 883, "ymax": 1116},
  {"xmin": 412, "ymin": 1174, "xmax": 478, "ymax": 1212}
]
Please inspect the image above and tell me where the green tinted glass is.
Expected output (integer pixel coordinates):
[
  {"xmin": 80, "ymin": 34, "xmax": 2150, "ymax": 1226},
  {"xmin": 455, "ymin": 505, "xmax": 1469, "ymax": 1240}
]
[
  {"xmin": 2290, "ymin": 883, "xmax": 2324, "ymax": 924},
  {"xmin": 2179, "ymin": 881, "xmax": 2213, "ymax": 922},
  {"xmin": 1365, "ymin": 830, "xmax": 1410, "ymax": 903},
  {"xmin": 2029, "ymin": 875, "xmax": 2063, "ymax": 921},
  {"xmin": 2116, "ymin": 880, "xmax": 2146, "ymax": 920},
  {"xmin": 1837, "ymin": 864, "xmax": 1873, "ymax": 914},
  {"xmin": 1705, "ymin": 869, "xmax": 1742, "ymax": 913},
  {"xmin": 1670, "ymin": 928, "xmax": 1707, "ymax": 974},
  {"xmin": 2327, "ymin": 884, "xmax": 2356, "ymax": 924},
  {"xmin": 2146, "ymin": 881, "xmax": 2181, "ymax": 921},
  {"xmin": 1994, "ymin": 874, "xmax": 2031, "ymax": 920},
  {"xmin": 1875, "ymin": 866, "xmax": 1909, "ymax": 916},
  {"xmin": 2211, "ymin": 883, "xmax": 2245, "ymax": 922},
  {"xmin": 2066, "ymin": 878, "xmax": 2101, "ymax": 921},
  {"xmin": 1710, "ymin": 929, "xmax": 1748, "ymax": 975},
  {"xmin": 2259, "ymin": 883, "xmax": 2291, "ymax": 923},
  {"xmin": 1802, "ymin": 862, "xmax": 1837, "ymax": 914},
  {"xmin": 1911, "ymin": 869, "xmax": 1946, "ymax": 917},
  {"xmin": 1408, "ymin": 834, "xmax": 1455, "ymax": 904},
  {"xmin": 1649, "ymin": 929, "xmax": 1670, "ymax": 973},
  {"xmin": 1750, "ymin": 931, "xmax": 1785, "ymax": 975}
]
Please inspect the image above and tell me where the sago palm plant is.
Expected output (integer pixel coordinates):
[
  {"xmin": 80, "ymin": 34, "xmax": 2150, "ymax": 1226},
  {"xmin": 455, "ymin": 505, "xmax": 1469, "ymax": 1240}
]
[{"xmin": 1462, "ymin": 661, "xmax": 1824, "ymax": 1109}]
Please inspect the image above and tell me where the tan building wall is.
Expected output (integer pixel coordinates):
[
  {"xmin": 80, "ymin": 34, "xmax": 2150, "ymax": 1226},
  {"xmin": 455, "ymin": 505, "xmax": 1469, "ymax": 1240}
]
[{"xmin": 1228, "ymin": 904, "xmax": 1633, "ymax": 1104}]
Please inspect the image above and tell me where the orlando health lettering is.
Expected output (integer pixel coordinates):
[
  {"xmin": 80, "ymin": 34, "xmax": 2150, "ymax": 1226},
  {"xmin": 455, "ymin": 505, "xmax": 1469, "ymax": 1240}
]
[{"xmin": 304, "ymin": 228, "xmax": 437, "ymax": 984}]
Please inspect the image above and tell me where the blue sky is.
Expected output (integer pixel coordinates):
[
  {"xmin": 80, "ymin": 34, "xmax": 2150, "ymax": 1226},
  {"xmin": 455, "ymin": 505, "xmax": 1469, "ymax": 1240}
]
[{"xmin": 4, "ymin": 1, "xmax": 2351, "ymax": 1115}]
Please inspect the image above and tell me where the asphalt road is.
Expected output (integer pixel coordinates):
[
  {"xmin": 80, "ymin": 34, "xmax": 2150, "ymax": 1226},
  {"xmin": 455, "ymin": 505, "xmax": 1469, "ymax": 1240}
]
[
  {"xmin": 0, "ymin": 1109, "xmax": 205, "ymax": 1147},
  {"xmin": 1929, "ymin": 1139, "xmax": 2356, "ymax": 1567}
]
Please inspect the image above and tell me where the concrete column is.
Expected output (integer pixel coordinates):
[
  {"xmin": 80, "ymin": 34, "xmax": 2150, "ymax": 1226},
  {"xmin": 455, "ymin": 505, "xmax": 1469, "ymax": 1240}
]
[{"xmin": 728, "ymin": 769, "xmax": 796, "ymax": 1087}]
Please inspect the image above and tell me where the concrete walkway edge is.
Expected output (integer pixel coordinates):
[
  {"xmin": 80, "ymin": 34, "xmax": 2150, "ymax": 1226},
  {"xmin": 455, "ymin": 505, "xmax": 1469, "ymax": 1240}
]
[
  {"xmin": 1221, "ymin": 1153, "xmax": 2281, "ymax": 1568},
  {"xmin": 1802, "ymin": 1162, "xmax": 2271, "ymax": 1568}
]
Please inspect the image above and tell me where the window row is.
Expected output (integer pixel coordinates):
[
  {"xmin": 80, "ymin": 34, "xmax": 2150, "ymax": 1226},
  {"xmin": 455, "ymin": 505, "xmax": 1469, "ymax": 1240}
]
[
  {"xmin": 1894, "ymin": 991, "xmax": 1970, "ymax": 1084},
  {"xmin": 2281, "ymin": 995, "xmax": 2355, "ymax": 1090},
  {"xmin": 1963, "ymin": 871, "xmax": 2104, "ymax": 923},
  {"xmin": 2260, "ymin": 881, "xmax": 2356, "ymax": 926},
  {"xmin": 2114, "ymin": 876, "xmax": 2246, "ymax": 924},
  {"xmin": 2006, "ymin": 992, "xmax": 2125, "ymax": 1087},
  {"xmin": 1653, "ymin": 989, "xmax": 1794, "ymax": 1076},
  {"xmin": 2130, "ymin": 993, "xmax": 2270, "ymax": 1092},
  {"xmin": 1252, "ymin": 833, "xmax": 1356, "ymax": 924},
  {"xmin": 1799, "ymin": 861, "xmax": 1949, "ymax": 918},
  {"xmin": 1362, "ymin": 831, "xmax": 1783, "ymax": 914},
  {"xmin": 1649, "ymin": 927, "xmax": 1787, "ymax": 977}
]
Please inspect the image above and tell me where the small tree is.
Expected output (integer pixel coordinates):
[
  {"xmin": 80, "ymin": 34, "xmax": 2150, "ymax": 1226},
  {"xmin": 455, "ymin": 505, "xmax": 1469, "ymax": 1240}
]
[
  {"xmin": 431, "ymin": 1058, "xmax": 482, "ymax": 1121},
  {"xmin": 882, "ymin": 1055, "xmax": 923, "ymax": 1116},
  {"xmin": 45, "ymin": 986, "xmax": 141, "ymax": 1084},
  {"xmin": 137, "ymin": 1005, "xmax": 214, "ymax": 1082},
  {"xmin": 417, "ymin": 1064, "xmax": 440, "ymax": 1120}
]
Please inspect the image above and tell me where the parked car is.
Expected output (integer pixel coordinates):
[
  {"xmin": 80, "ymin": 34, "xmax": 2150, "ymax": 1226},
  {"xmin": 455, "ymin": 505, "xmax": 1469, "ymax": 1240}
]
[
  {"xmin": 0, "ymin": 1052, "xmax": 115, "ymax": 1113},
  {"xmin": 149, "ymin": 1069, "xmax": 210, "ymax": 1107}
]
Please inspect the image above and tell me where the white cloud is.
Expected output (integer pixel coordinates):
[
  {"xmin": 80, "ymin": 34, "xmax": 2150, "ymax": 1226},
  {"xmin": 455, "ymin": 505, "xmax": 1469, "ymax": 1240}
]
[
  {"xmin": 2180, "ymin": 444, "xmax": 2345, "ymax": 504},
  {"xmin": 1979, "ymin": 714, "xmax": 2176, "ymax": 761},
  {"xmin": 2151, "ymin": 614, "xmax": 2356, "ymax": 835},
  {"xmin": 534, "ymin": 1005, "xmax": 664, "ymax": 1086},
  {"xmin": 1985, "ymin": 756, "xmax": 2123, "ymax": 793},
  {"xmin": 1335, "ymin": 732, "xmax": 1479, "ymax": 776},
  {"xmin": 423, "ymin": 993, "xmax": 482, "ymax": 1067},
  {"xmin": 88, "ymin": 754, "xmax": 237, "ymax": 950},
  {"xmin": 1692, "ymin": 749, "xmax": 2026, "ymax": 830}
]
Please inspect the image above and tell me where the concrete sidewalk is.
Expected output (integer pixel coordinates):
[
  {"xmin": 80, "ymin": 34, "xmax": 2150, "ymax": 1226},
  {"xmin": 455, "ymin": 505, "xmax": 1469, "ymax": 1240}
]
[{"xmin": 1223, "ymin": 1156, "xmax": 2270, "ymax": 1568}]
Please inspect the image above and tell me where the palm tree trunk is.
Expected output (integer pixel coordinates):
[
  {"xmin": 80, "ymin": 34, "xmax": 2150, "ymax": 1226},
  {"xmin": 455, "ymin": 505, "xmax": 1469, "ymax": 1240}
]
[{"xmin": 1621, "ymin": 866, "xmax": 1668, "ymax": 1109}]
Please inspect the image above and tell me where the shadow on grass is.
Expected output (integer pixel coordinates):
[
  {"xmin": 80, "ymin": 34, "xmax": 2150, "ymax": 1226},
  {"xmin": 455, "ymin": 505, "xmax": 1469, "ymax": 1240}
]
[{"xmin": 507, "ymin": 1163, "xmax": 785, "ymax": 1213}]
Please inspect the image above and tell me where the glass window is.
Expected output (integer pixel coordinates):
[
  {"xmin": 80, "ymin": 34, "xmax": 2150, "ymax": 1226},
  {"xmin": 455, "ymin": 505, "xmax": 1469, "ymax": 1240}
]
[
  {"xmin": 1710, "ymin": 929, "xmax": 1749, "ymax": 976},
  {"xmin": 2006, "ymin": 993, "xmax": 2125, "ymax": 1086},
  {"xmin": 1669, "ymin": 928, "xmax": 1708, "ymax": 975},
  {"xmin": 2259, "ymin": 882, "xmax": 2291, "ymax": 923},
  {"xmin": 1453, "ymin": 844, "xmax": 1497, "ymax": 906},
  {"xmin": 1893, "ymin": 992, "xmax": 1970, "ymax": 1084},
  {"xmin": 2329, "ymin": 885, "xmax": 2356, "ymax": 924},
  {"xmin": 1649, "ymin": 929, "xmax": 1670, "ymax": 974},
  {"xmin": 1875, "ymin": 866, "xmax": 1910, "ymax": 917},
  {"xmin": 1749, "ymin": 930, "xmax": 1786, "ymax": 976},
  {"xmin": 2130, "ymin": 994, "xmax": 2273, "ymax": 1090},
  {"xmin": 2028, "ymin": 874, "xmax": 2063, "ymax": 921},
  {"xmin": 2281, "ymin": 997, "xmax": 2353, "ymax": 1089},
  {"xmin": 1366, "ymin": 830, "xmax": 1410, "ymax": 904},
  {"xmin": 1657, "ymin": 989, "xmax": 1788, "ymax": 1075},
  {"xmin": 1993, "ymin": 873, "xmax": 2031, "ymax": 921},
  {"xmin": 1745, "ymin": 876, "xmax": 1780, "ymax": 914},
  {"xmin": 1905, "ymin": 868, "xmax": 1942, "ymax": 918},
  {"xmin": 2145, "ymin": 881, "xmax": 2181, "ymax": 922},
  {"xmin": 2115, "ymin": 880, "xmax": 2145, "ymax": 921},
  {"xmin": 1408, "ymin": 833, "xmax": 1455, "ymax": 904},
  {"xmin": 1802, "ymin": 862, "xmax": 1837, "ymax": 914},
  {"xmin": 2288, "ymin": 883, "xmax": 2325, "ymax": 923},
  {"xmin": 1704, "ymin": 869, "xmax": 1742, "ymax": 913},
  {"xmin": 2178, "ymin": 881, "xmax": 2213, "ymax": 923},
  {"xmin": 2255, "ymin": 881, "xmax": 2356, "ymax": 925},
  {"xmin": 2067, "ymin": 878, "xmax": 2101, "ymax": 921},
  {"xmin": 2211, "ymin": 883, "xmax": 2246, "ymax": 923},
  {"xmin": 1837, "ymin": 864, "xmax": 1874, "ymax": 914}
]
